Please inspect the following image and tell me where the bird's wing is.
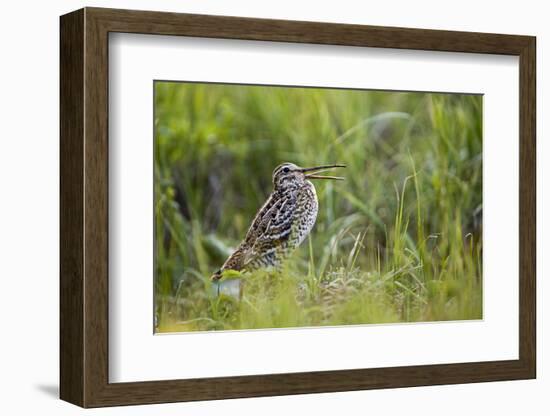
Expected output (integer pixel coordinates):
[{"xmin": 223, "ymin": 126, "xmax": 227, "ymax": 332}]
[
  {"xmin": 241, "ymin": 193, "xmax": 277, "ymax": 246},
  {"xmin": 243, "ymin": 193, "xmax": 297, "ymax": 267}
]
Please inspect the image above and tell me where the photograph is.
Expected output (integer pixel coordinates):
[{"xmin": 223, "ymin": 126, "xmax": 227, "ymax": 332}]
[
  {"xmin": 52, "ymin": 4, "xmax": 539, "ymax": 409},
  {"xmin": 153, "ymin": 81, "xmax": 483, "ymax": 333}
]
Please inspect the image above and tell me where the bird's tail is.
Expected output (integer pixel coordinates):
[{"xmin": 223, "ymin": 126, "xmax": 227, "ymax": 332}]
[
  {"xmin": 210, "ymin": 269, "xmax": 222, "ymax": 281},
  {"xmin": 211, "ymin": 247, "xmax": 246, "ymax": 281}
]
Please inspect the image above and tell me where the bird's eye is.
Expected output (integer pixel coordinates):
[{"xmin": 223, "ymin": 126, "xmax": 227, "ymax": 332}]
[{"xmin": 283, "ymin": 167, "xmax": 290, "ymax": 173}]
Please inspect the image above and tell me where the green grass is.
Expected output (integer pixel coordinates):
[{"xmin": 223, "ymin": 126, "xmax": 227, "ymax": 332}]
[{"xmin": 154, "ymin": 82, "xmax": 482, "ymax": 333}]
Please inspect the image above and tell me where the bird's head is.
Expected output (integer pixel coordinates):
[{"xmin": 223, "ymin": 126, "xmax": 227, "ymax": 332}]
[{"xmin": 272, "ymin": 162, "xmax": 346, "ymax": 190}]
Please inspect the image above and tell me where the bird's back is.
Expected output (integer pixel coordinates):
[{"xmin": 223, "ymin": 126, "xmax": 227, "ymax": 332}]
[{"xmin": 219, "ymin": 181, "xmax": 318, "ymax": 274}]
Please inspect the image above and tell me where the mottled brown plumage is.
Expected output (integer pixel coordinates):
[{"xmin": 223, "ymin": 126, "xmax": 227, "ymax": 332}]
[{"xmin": 211, "ymin": 162, "xmax": 345, "ymax": 280}]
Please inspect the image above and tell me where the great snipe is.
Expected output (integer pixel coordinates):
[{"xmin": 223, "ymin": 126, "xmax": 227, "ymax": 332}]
[{"xmin": 211, "ymin": 162, "xmax": 345, "ymax": 280}]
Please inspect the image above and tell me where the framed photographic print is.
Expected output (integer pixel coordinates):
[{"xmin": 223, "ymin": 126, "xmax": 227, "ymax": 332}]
[{"xmin": 60, "ymin": 7, "xmax": 536, "ymax": 408}]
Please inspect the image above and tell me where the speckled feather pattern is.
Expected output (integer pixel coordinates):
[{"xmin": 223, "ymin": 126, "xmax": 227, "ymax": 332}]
[{"xmin": 213, "ymin": 167, "xmax": 321, "ymax": 278}]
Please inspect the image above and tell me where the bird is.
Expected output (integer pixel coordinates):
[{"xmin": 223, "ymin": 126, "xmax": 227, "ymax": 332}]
[{"xmin": 211, "ymin": 162, "xmax": 345, "ymax": 280}]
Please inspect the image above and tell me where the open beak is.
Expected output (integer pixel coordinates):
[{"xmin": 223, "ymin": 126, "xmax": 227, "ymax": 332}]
[{"xmin": 301, "ymin": 164, "xmax": 346, "ymax": 180}]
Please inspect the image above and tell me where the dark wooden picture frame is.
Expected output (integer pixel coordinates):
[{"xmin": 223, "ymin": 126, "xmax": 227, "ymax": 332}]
[{"xmin": 60, "ymin": 7, "xmax": 536, "ymax": 408}]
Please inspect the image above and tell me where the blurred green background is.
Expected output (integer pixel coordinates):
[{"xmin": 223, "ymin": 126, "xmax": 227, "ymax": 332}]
[{"xmin": 154, "ymin": 81, "xmax": 482, "ymax": 332}]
